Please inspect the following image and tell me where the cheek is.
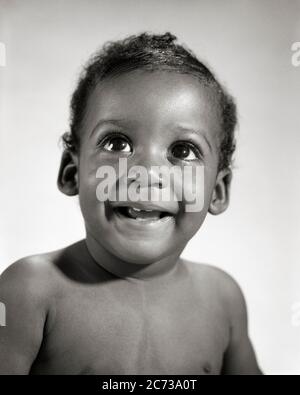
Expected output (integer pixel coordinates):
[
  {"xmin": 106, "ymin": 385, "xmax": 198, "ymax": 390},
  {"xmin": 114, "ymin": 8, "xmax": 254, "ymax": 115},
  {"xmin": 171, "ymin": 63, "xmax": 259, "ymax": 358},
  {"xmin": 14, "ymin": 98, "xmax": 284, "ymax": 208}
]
[
  {"xmin": 79, "ymin": 149, "xmax": 121, "ymax": 193},
  {"xmin": 174, "ymin": 164, "xmax": 216, "ymax": 238},
  {"xmin": 78, "ymin": 150, "xmax": 127, "ymax": 224},
  {"xmin": 78, "ymin": 156, "xmax": 99, "ymax": 209},
  {"xmin": 175, "ymin": 164, "xmax": 216, "ymax": 211},
  {"xmin": 77, "ymin": 151, "xmax": 106, "ymax": 222}
]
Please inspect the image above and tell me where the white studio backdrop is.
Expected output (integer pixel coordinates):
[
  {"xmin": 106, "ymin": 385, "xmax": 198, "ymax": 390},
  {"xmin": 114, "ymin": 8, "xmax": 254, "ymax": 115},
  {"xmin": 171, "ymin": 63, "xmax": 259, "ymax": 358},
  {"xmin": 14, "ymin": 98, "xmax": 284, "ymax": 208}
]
[{"xmin": 0, "ymin": 0, "xmax": 299, "ymax": 374}]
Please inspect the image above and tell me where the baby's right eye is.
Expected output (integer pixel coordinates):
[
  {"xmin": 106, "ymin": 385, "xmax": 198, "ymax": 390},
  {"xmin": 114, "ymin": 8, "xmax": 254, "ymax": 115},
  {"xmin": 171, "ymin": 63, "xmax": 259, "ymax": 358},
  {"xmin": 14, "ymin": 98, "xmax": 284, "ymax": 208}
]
[{"xmin": 101, "ymin": 134, "xmax": 132, "ymax": 153}]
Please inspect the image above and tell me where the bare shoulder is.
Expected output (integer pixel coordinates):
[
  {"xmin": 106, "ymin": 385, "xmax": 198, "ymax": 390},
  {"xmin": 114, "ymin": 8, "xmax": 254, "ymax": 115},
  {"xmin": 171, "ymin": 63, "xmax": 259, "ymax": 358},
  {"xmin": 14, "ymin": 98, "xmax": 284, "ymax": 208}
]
[
  {"xmin": 0, "ymin": 249, "xmax": 63, "ymax": 308},
  {"xmin": 0, "ymin": 240, "xmax": 93, "ymax": 305},
  {"xmin": 181, "ymin": 258, "xmax": 243, "ymax": 289},
  {"xmin": 0, "ymin": 249, "xmax": 72, "ymax": 374},
  {"xmin": 181, "ymin": 260, "xmax": 262, "ymax": 374},
  {"xmin": 180, "ymin": 259, "xmax": 247, "ymax": 319}
]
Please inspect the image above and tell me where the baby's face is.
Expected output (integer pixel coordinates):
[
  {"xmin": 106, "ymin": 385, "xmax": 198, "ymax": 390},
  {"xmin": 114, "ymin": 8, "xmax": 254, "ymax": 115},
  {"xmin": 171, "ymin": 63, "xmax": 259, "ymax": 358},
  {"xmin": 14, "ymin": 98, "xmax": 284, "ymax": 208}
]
[{"xmin": 77, "ymin": 70, "xmax": 222, "ymax": 264}]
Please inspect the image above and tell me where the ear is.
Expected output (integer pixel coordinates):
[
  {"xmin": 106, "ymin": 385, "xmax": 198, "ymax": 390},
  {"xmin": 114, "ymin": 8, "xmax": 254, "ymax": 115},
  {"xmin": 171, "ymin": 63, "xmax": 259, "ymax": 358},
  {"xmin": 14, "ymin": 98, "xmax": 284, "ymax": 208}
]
[
  {"xmin": 57, "ymin": 150, "xmax": 79, "ymax": 196},
  {"xmin": 208, "ymin": 168, "xmax": 232, "ymax": 215}
]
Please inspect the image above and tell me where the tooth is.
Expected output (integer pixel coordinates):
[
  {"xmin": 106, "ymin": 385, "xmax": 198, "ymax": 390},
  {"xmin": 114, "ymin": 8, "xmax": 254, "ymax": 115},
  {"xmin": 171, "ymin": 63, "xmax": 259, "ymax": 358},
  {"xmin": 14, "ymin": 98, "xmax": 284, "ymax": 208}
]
[{"xmin": 124, "ymin": 206, "xmax": 162, "ymax": 221}]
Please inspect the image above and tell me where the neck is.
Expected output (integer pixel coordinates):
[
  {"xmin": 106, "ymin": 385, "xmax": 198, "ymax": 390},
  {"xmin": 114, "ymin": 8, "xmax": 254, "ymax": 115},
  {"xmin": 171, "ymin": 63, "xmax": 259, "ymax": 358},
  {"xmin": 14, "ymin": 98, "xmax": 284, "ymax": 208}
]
[{"xmin": 85, "ymin": 232, "xmax": 183, "ymax": 283}]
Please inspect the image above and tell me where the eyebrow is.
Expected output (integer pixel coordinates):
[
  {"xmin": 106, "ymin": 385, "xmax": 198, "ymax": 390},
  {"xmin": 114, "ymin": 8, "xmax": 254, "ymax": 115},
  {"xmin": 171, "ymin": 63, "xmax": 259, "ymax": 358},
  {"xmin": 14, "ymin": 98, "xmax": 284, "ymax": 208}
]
[
  {"xmin": 89, "ymin": 118, "xmax": 132, "ymax": 139},
  {"xmin": 90, "ymin": 119, "xmax": 213, "ymax": 152},
  {"xmin": 173, "ymin": 125, "xmax": 213, "ymax": 152}
]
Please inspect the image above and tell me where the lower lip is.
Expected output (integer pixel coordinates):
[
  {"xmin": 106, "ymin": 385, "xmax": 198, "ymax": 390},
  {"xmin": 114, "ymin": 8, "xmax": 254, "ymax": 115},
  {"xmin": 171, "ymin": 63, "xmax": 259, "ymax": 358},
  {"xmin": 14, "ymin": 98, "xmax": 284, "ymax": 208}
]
[{"xmin": 112, "ymin": 209, "xmax": 175, "ymax": 230}]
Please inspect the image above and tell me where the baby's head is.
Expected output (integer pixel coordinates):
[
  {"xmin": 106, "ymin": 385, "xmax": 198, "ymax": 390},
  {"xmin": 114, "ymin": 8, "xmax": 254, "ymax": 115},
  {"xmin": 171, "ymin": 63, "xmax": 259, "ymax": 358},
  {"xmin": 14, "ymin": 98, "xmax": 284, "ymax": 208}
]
[{"xmin": 58, "ymin": 32, "xmax": 237, "ymax": 265}]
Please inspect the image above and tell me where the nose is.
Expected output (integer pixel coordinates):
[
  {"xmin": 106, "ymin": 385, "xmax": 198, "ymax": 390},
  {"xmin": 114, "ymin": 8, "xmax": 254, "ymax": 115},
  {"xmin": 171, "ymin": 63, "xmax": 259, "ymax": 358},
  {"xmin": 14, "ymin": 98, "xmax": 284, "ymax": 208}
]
[
  {"xmin": 128, "ymin": 145, "xmax": 166, "ymax": 189},
  {"xmin": 128, "ymin": 166, "xmax": 163, "ymax": 189}
]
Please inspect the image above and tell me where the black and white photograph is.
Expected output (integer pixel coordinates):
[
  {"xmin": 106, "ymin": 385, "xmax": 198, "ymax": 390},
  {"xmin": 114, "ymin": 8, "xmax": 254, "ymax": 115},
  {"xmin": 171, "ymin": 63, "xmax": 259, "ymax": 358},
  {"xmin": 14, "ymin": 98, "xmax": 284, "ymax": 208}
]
[{"xmin": 0, "ymin": 0, "xmax": 299, "ymax": 377}]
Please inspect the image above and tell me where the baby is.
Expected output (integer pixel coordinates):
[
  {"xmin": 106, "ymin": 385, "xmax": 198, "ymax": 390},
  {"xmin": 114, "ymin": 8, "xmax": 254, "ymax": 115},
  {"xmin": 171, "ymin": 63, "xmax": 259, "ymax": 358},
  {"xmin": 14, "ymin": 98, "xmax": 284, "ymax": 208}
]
[{"xmin": 0, "ymin": 32, "xmax": 261, "ymax": 375}]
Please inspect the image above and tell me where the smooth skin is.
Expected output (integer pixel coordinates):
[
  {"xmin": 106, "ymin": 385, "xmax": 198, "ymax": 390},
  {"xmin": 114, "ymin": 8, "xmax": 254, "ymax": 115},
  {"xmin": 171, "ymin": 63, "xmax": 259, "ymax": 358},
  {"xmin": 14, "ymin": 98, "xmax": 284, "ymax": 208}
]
[{"xmin": 0, "ymin": 71, "xmax": 262, "ymax": 374}]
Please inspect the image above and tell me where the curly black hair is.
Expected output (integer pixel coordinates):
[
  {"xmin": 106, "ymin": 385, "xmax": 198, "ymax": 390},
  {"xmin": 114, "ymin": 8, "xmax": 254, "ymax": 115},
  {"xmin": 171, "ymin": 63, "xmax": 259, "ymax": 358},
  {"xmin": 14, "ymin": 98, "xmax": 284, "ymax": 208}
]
[{"xmin": 63, "ymin": 32, "xmax": 237, "ymax": 170}]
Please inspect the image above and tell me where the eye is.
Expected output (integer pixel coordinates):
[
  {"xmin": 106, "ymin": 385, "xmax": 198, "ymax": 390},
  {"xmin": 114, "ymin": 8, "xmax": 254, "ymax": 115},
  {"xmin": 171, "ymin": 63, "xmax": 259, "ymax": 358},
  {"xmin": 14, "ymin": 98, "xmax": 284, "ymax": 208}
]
[
  {"xmin": 101, "ymin": 134, "xmax": 132, "ymax": 153},
  {"xmin": 170, "ymin": 141, "xmax": 201, "ymax": 161}
]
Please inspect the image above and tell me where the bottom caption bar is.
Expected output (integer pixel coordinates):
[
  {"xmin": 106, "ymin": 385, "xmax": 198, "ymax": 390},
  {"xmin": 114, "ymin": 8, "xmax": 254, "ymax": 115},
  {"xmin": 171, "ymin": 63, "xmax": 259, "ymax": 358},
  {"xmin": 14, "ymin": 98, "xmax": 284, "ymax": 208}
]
[{"xmin": 101, "ymin": 377, "xmax": 198, "ymax": 391}]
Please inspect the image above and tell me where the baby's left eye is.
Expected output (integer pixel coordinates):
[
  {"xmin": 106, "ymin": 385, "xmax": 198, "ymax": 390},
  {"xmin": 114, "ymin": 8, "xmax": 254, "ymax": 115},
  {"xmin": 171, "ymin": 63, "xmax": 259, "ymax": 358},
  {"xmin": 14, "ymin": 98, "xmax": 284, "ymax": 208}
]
[{"xmin": 170, "ymin": 142, "xmax": 200, "ymax": 161}]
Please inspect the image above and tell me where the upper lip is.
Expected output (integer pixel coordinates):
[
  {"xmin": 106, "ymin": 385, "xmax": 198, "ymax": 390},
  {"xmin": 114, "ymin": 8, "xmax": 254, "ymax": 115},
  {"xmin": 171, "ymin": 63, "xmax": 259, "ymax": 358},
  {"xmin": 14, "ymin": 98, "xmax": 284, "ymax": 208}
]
[{"xmin": 110, "ymin": 200, "xmax": 179, "ymax": 216}]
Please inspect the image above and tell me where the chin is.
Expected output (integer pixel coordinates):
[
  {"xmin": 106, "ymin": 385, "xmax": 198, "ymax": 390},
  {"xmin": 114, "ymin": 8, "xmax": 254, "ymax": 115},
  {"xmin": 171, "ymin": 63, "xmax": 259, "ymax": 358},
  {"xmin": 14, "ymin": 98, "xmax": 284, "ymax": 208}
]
[{"xmin": 109, "ymin": 239, "xmax": 173, "ymax": 265}]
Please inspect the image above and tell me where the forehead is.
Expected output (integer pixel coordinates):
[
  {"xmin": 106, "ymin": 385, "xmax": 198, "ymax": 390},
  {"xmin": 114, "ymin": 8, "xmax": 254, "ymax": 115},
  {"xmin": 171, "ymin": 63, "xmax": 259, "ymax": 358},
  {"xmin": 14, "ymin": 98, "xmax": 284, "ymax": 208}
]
[{"xmin": 83, "ymin": 70, "xmax": 222, "ymax": 142}]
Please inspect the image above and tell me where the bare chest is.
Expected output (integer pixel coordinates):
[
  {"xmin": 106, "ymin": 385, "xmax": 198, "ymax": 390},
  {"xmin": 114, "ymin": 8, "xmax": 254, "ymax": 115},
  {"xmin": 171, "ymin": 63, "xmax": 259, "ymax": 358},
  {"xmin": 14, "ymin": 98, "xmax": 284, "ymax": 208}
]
[{"xmin": 32, "ymin": 279, "xmax": 229, "ymax": 375}]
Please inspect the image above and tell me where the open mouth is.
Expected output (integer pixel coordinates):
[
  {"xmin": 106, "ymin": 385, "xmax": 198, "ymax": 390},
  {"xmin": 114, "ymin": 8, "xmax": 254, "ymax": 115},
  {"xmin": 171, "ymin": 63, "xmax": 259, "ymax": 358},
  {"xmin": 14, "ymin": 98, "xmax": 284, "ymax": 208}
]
[{"xmin": 113, "ymin": 206, "xmax": 172, "ymax": 221}]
